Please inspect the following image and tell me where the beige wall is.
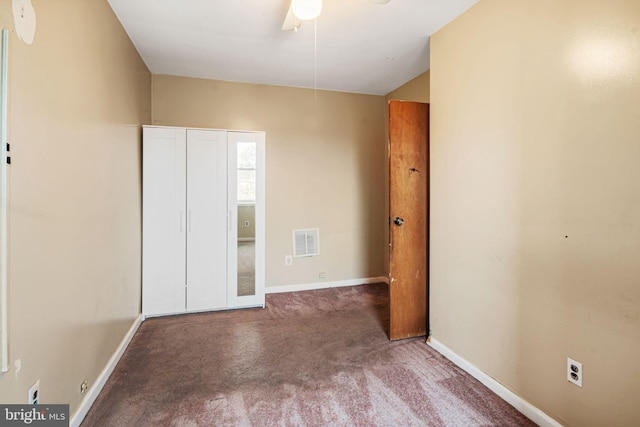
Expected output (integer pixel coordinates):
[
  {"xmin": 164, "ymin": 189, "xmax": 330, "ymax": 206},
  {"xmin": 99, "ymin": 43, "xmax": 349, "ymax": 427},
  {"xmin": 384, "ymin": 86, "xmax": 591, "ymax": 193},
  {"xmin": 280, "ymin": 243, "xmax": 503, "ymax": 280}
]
[
  {"xmin": 386, "ymin": 70, "xmax": 430, "ymax": 103},
  {"xmin": 431, "ymin": 0, "xmax": 640, "ymax": 425},
  {"xmin": 152, "ymin": 75, "xmax": 387, "ymax": 287},
  {"xmin": 0, "ymin": 0, "xmax": 150, "ymax": 415}
]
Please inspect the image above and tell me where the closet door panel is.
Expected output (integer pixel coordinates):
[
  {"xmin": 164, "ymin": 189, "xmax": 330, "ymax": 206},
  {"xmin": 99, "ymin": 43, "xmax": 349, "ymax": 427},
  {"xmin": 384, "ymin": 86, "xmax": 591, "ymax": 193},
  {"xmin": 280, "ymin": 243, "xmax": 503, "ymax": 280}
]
[
  {"xmin": 142, "ymin": 127, "xmax": 187, "ymax": 316},
  {"xmin": 186, "ymin": 129, "xmax": 228, "ymax": 311},
  {"xmin": 227, "ymin": 131, "xmax": 266, "ymax": 308}
]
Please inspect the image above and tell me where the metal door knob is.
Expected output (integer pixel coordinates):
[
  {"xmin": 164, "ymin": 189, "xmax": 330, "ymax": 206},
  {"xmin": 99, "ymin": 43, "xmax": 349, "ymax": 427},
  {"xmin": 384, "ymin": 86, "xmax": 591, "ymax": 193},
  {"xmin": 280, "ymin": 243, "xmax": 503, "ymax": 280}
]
[{"xmin": 393, "ymin": 217, "xmax": 404, "ymax": 226}]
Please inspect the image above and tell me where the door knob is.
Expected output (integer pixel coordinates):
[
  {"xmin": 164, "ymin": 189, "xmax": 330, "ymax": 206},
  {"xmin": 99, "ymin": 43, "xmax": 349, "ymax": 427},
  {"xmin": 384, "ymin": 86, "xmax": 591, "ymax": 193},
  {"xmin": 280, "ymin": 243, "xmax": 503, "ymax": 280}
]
[{"xmin": 393, "ymin": 217, "xmax": 404, "ymax": 226}]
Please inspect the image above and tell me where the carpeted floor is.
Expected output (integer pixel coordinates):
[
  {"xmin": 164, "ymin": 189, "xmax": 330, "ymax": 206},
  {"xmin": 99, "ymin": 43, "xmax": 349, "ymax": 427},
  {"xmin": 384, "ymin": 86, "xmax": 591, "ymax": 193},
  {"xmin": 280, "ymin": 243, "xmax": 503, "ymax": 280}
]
[
  {"xmin": 237, "ymin": 241, "xmax": 255, "ymax": 297},
  {"xmin": 82, "ymin": 284, "xmax": 536, "ymax": 426}
]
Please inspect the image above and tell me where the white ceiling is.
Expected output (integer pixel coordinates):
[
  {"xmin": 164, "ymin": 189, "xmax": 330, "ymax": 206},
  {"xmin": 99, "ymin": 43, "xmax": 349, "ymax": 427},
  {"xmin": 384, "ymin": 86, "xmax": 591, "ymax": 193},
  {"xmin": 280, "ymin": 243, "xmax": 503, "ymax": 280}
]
[{"xmin": 107, "ymin": 0, "xmax": 479, "ymax": 95}]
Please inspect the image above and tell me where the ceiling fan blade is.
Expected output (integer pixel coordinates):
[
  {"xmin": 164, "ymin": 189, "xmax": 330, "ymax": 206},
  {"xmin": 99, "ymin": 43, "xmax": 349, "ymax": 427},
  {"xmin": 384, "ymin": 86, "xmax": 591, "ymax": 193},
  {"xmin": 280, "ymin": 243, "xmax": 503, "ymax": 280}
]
[{"xmin": 282, "ymin": 4, "xmax": 301, "ymax": 31}]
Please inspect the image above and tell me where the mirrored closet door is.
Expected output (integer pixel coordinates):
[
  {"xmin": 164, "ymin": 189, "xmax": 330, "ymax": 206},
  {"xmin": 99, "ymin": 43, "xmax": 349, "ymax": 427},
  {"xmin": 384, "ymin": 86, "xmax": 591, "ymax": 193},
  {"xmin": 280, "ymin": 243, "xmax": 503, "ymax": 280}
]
[{"xmin": 227, "ymin": 132, "xmax": 265, "ymax": 308}]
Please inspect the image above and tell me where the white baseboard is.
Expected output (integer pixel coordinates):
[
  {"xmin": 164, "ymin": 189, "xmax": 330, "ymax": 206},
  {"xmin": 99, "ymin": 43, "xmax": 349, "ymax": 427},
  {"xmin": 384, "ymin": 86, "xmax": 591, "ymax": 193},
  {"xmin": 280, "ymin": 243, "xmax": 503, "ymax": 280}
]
[
  {"xmin": 266, "ymin": 276, "xmax": 389, "ymax": 294},
  {"xmin": 70, "ymin": 314, "xmax": 143, "ymax": 427},
  {"xmin": 428, "ymin": 338, "xmax": 563, "ymax": 427}
]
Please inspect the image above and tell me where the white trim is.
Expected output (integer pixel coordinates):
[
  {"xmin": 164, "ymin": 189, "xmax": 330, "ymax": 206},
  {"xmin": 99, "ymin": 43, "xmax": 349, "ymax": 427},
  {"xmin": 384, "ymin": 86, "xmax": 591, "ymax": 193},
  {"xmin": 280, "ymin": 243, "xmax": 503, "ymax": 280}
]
[
  {"xmin": 143, "ymin": 125, "xmax": 266, "ymax": 134},
  {"xmin": 427, "ymin": 338, "xmax": 563, "ymax": 427},
  {"xmin": 237, "ymin": 237, "xmax": 255, "ymax": 242},
  {"xmin": 266, "ymin": 276, "xmax": 389, "ymax": 294},
  {"xmin": 70, "ymin": 315, "xmax": 143, "ymax": 427},
  {"xmin": 0, "ymin": 29, "xmax": 9, "ymax": 373}
]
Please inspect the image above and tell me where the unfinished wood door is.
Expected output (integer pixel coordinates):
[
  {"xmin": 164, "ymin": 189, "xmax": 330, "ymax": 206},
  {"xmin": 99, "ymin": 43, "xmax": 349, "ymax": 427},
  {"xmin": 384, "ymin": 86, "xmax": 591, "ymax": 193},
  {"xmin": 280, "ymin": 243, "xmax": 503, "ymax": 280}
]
[{"xmin": 389, "ymin": 100, "xmax": 429, "ymax": 340}]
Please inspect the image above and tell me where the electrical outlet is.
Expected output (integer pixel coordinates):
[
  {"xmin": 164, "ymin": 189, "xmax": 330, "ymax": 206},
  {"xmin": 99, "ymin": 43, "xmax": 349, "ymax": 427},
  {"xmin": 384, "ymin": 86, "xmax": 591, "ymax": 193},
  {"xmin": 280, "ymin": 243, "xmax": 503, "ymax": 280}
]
[
  {"xmin": 567, "ymin": 357, "xmax": 583, "ymax": 387},
  {"xmin": 28, "ymin": 380, "xmax": 39, "ymax": 405},
  {"xmin": 285, "ymin": 255, "xmax": 293, "ymax": 266},
  {"xmin": 244, "ymin": 220, "xmax": 250, "ymax": 227},
  {"xmin": 319, "ymin": 272, "xmax": 326, "ymax": 279},
  {"xmin": 80, "ymin": 380, "xmax": 88, "ymax": 394}
]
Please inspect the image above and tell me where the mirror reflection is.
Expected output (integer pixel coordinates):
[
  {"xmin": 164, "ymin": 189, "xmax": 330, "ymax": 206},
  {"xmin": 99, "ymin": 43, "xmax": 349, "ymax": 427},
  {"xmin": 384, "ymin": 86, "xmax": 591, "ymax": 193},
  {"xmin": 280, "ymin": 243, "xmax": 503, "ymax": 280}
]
[{"xmin": 237, "ymin": 142, "xmax": 256, "ymax": 297}]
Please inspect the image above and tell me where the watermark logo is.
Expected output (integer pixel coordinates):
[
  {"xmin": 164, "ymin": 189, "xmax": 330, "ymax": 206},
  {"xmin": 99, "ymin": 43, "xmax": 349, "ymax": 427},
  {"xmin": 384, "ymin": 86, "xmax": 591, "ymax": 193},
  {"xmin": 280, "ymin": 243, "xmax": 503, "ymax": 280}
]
[{"xmin": 0, "ymin": 405, "xmax": 68, "ymax": 426}]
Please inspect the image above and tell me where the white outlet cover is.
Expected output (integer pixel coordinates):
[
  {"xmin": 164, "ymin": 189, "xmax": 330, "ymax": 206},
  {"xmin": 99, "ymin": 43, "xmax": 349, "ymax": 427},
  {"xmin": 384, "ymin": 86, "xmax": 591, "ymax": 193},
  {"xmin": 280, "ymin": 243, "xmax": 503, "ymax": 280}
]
[
  {"xmin": 567, "ymin": 357, "xmax": 583, "ymax": 387},
  {"xmin": 28, "ymin": 379, "xmax": 39, "ymax": 404}
]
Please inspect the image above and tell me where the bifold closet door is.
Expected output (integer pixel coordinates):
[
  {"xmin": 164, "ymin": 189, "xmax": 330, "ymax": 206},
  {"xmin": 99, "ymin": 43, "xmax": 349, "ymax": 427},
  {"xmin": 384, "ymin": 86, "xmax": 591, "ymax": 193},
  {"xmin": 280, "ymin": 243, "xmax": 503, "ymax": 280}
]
[
  {"xmin": 227, "ymin": 131, "xmax": 266, "ymax": 308},
  {"xmin": 142, "ymin": 127, "xmax": 187, "ymax": 316},
  {"xmin": 186, "ymin": 129, "xmax": 228, "ymax": 311}
]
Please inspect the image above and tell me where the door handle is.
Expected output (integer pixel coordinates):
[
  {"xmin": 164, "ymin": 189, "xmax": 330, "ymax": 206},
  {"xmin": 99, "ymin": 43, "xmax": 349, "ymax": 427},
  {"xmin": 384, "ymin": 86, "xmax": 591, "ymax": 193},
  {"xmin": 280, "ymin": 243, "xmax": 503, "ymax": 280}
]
[{"xmin": 393, "ymin": 217, "xmax": 404, "ymax": 226}]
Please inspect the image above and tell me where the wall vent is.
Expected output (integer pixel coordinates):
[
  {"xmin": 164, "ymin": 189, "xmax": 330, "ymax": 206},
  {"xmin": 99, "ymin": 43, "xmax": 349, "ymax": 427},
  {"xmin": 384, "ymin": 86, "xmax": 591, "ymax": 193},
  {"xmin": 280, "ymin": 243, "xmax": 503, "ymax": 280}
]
[{"xmin": 293, "ymin": 228, "xmax": 320, "ymax": 257}]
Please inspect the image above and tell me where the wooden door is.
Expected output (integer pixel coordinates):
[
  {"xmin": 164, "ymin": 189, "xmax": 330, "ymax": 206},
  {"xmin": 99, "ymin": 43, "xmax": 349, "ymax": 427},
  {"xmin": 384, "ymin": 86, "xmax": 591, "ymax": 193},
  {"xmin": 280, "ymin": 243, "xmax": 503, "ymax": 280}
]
[
  {"xmin": 388, "ymin": 100, "xmax": 429, "ymax": 340},
  {"xmin": 142, "ymin": 127, "xmax": 187, "ymax": 316},
  {"xmin": 186, "ymin": 129, "xmax": 228, "ymax": 312}
]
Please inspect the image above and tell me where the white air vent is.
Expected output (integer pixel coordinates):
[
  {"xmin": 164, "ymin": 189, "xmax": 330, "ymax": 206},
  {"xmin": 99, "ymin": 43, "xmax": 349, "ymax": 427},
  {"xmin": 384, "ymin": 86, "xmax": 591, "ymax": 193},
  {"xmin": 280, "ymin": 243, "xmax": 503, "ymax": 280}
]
[{"xmin": 293, "ymin": 228, "xmax": 320, "ymax": 257}]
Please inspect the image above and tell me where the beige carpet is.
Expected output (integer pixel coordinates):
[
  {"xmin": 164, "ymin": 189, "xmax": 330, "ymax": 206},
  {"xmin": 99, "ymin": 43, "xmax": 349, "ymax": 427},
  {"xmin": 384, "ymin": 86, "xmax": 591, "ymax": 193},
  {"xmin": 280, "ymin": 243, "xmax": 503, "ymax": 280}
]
[{"xmin": 82, "ymin": 284, "xmax": 536, "ymax": 426}]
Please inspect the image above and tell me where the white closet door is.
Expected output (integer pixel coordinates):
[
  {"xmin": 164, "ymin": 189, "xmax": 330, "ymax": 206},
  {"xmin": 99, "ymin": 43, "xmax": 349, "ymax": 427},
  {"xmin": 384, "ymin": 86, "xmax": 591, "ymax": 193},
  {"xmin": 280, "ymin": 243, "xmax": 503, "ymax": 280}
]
[
  {"xmin": 227, "ymin": 131, "xmax": 266, "ymax": 308},
  {"xmin": 142, "ymin": 127, "xmax": 187, "ymax": 316},
  {"xmin": 186, "ymin": 129, "xmax": 228, "ymax": 311}
]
